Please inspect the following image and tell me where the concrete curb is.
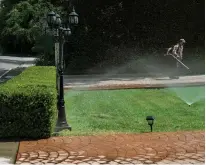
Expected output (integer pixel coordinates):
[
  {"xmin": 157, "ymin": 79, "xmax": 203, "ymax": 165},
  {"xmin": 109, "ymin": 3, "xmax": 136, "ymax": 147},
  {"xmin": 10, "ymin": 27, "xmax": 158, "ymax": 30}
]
[{"xmin": 64, "ymin": 82, "xmax": 205, "ymax": 91}]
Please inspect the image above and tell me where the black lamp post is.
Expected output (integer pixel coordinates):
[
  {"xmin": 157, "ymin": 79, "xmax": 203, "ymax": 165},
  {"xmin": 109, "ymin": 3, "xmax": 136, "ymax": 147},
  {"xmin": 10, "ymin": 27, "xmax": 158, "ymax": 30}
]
[
  {"xmin": 146, "ymin": 116, "xmax": 155, "ymax": 132},
  {"xmin": 46, "ymin": 7, "xmax": 78, "ymax": 133}
]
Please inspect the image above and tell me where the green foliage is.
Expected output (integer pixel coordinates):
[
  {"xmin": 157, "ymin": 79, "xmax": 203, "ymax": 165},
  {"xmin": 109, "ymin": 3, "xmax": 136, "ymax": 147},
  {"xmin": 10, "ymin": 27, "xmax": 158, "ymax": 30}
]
[
  {"xmin": 0, "ymin": 0, "xmax": 62, "ymax": 54},
  {"xmin": 32, "ymin": 34, "xmax": 55, "ymax": 66},
  {"xmin": 0, "ymin": 66, "xmax": 57, "ymax": 139},
  {"xmin": 35, "ymin": 53, "xmax": 55, "ymax": 66}
]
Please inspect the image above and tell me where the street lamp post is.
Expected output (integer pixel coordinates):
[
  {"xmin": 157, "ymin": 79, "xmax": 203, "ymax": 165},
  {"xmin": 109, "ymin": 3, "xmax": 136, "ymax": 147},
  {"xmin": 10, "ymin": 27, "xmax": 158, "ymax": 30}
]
[{"xmin": 46, "ymin": 7, "xmax": 79, "ymax": 133}]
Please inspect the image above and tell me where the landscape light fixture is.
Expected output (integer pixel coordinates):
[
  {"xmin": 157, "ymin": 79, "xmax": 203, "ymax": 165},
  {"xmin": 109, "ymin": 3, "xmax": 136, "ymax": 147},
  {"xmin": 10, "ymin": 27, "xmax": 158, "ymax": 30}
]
[
  {"xmin": 146, "ymin": 116, "xmax": 155, "ymax": 132},
  {"xmin": 46, "ymin": 7, "xmax": 79, "ymax": 133}
]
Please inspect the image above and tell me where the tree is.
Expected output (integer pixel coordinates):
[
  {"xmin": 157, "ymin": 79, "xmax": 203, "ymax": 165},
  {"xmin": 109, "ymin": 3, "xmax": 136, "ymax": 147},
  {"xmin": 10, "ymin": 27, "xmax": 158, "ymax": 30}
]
[{"xmin": 0, "ymin": 0, "xmax": 62, "ymax": 54}]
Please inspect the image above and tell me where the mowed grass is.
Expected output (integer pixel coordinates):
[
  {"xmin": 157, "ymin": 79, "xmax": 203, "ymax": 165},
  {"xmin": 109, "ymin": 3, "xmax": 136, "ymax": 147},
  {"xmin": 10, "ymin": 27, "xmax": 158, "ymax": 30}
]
[{"xmin": 60, "ymin": 86, "xmax": 205, "ymax": 136}]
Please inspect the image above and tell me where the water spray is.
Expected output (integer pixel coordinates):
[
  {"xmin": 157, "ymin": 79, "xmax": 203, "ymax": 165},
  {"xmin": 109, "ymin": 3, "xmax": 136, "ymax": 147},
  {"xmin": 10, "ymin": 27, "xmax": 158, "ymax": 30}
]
[
  {"xmin": 188, "ymin": 103, "xmax": 192, "ymax": 107},
  {"xmin": 168, "ymin": 86, "xmax": 205, "ymax": 107}
]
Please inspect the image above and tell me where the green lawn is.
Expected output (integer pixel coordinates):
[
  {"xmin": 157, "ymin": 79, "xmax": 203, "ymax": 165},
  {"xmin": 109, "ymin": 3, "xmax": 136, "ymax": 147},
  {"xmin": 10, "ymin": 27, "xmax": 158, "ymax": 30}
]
[{"xmin": 60, "ymin": 86, "xmax": 205, "ymax": 136}]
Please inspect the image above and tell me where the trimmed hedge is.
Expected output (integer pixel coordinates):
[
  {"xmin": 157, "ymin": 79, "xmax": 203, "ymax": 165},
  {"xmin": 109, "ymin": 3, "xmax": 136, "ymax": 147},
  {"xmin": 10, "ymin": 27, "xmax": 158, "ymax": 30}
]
[{"xmin": 0, "ymin": 66, "xmax": 57, "ymax": 139}]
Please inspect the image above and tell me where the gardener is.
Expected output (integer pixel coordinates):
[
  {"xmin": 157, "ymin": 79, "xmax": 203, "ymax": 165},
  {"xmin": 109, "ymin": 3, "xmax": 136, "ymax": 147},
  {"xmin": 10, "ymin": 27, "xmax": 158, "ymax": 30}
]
[{"xmin": 165, "ymin": 38, "xmax": 186, "ymax": 79}]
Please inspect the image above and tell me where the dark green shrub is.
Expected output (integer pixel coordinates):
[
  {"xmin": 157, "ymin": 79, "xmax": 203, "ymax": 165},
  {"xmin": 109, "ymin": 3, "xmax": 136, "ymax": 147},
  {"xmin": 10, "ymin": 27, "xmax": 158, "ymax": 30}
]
[{"xmin": 0, "ymin": 66, "xmax": 57, "ymax": 139}]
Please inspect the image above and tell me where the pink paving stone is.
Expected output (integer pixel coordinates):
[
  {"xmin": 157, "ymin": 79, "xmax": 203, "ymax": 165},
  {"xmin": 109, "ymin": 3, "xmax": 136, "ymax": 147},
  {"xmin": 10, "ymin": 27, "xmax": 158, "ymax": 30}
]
[{"xmin": 16, "ymin": 131, "xmax": 204, "ymax": 164}]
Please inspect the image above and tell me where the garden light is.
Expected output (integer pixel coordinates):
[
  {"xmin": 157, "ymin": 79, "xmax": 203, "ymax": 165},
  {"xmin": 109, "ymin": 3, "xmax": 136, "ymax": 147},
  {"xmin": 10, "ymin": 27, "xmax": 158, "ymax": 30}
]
[{"xmin": 146, "ymin": 116, "xmax": 155, "ymax": 132}]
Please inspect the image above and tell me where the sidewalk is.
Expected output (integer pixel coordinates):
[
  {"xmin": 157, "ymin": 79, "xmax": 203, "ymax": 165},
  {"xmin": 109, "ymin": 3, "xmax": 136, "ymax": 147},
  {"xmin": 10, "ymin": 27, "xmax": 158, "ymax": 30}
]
[
  {"xmin": 64, "ymin": 75, "xmax": 205, "ymax": 90},
  {"xmin": 16, "ymin": 131, "xmax": 204, "ymax": 164},
  {"xmin": 0, "ymin": 141, "xmax": 19, "ymax": 164}
]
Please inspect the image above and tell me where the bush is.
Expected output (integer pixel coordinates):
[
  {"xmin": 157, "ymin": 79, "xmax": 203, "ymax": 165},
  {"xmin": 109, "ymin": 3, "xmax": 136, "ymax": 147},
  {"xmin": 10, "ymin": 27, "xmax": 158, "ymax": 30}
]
[
  {"xmin": 0, "ymin": 66, "xmax": 57, "ymax": 139},
  {"xmin": 35, "ymin": 53, "xmax": 55, "ymax": 66}
]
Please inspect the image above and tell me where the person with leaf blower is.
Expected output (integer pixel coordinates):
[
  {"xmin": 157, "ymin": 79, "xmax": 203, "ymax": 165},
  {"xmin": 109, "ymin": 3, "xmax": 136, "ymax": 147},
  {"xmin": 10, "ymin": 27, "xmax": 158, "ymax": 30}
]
[{"xmin": 165, "ymin": 38, "xmax": 186, "ymax": 79}]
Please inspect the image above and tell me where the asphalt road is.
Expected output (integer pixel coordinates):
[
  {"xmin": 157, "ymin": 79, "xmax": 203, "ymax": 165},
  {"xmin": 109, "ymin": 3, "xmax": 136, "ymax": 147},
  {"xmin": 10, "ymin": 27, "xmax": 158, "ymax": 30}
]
[{"xmin": 0, "ymin": 56, "xmax": 36, "ymax": 78}]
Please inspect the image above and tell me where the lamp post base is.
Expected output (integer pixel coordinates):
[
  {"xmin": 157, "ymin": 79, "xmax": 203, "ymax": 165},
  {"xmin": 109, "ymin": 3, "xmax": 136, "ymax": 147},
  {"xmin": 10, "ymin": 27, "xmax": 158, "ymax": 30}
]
[
  {"xmin": 54, "ymin": 121, "xmax": 72, "ymax": 133},
  {"xmin": 54, "ymin": 101, "xmax": 72, "ymax": 133}
]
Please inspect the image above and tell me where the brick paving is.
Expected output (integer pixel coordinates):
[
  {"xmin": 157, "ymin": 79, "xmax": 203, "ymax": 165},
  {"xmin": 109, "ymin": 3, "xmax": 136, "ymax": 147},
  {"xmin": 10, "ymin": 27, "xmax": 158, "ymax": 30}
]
[{"xmin": 16, "ymin": 131, "xmax": 205, "ymax": 164}]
